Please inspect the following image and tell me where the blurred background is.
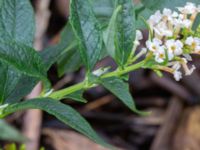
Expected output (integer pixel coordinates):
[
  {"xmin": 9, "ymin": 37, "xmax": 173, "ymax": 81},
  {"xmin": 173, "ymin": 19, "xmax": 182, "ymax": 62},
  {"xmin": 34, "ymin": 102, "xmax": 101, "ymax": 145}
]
[{"xmin": 1, "ymin": 0, "xmax": 200, "ymax": 150}]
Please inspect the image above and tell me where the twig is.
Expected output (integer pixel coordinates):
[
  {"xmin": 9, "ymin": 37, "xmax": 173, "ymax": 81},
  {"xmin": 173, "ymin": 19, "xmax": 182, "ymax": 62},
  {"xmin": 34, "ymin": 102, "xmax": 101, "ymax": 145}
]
[
  {"xmin": 150, "ymin": 97, "xmax": 184, "ymax": 150},
  {"xmin": 23, "ymin": 84, "xmax": 43, "ymax": 150},
  {"xmin": 53, "ymin": 74, "xmax": 74, "ymax": 90},
  {"xmin": 150, "ymin": 73, "xmax": 193, "ymax": 103},
  {"xmin": 34, "ymin": 0, "xmax": 51, "ymax": 50},
  {"xmin": 22, "ymin": 1, "xmax": 51, "ymax": 150},
  {"xmin": 172, "ymin": 106, "xmax": 200, "ymax": 150},
  {"xmin": 42, "ymin": 128, "xmax": 111, "ymax": 150},
  {"xmin": 182, "ymin": 72, "xmax": 200, "ymax": 97},
  {"xmin": 83, "ymin": 95, "xmax": 114, "ymax": 112}
]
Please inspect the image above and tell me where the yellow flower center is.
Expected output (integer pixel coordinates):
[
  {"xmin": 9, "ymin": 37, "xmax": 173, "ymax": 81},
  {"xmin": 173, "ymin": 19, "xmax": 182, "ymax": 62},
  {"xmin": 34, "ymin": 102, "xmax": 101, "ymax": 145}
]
[
  {"xmin": 171, "ymin": 45, "xmax": 176, "ymax": 51},
  {"xmin": 152, "ymin": 45, "xmax": 156, "ymax": 51},
  {"xmin": 191, "ymin": 42, "xmax": 196, "ymax": 49},
  {"xmin": 159, "ymin": 53, "xmax": 164, "ymax": 58}
]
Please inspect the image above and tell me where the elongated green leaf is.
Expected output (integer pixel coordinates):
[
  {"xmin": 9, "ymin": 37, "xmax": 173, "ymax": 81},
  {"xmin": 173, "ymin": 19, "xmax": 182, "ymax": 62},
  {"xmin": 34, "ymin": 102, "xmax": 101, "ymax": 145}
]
[
  {"xmin": 141, "ymin": 0, "xmax": 200, "ymax": 11},
  {"xmin": 5, "ymin": 77, "xmax": 38, "ymax": 104},
  {"xmin": 100, "ymin": 77, "xmax": 149, "ymax": 115},
  {"xmin": 91, "ymin": 0, "xmax": 114, "ymax": 18},
  {"xmin": 4, "ymin": 144, "xmax": 17, "ymax": 150},
  {"xmin": 70, "ymin": 0, "xmax": 103, "ymax": 70},
  {"xmin": 19, "ymin": 145, "xmax": 26, "ymax": 150},
  {"xmin": 0, "ymin": 98, "xmax": 112, "ymax": 148},
  {"xmin": 9, "ymin": 23, "xmax": 78, "ymax": 105},
  {"xmin": 0, "ymin": 0, "xmax": 36, "ymax": 104},
  {"xmin": 65, "ymin": 90, "xmax": 87, "ymax": 103},
  {"xmin": 134, "ymin": 4, "xmax": 154, "ymax": 29},
  {"xmin": 41, "ymin": 44, "xmax": 67, "ymax": 70},
  {"xmin": 41, "ymin": 0, "xmax": 114, "ymax": 72},
  {"xmin": 57, "ymin": 48, "xmax": 81, "ymax": 77},
  {"xmin": 0, "ymin": 62, "xmax": 20, "ymax": 104},
  {"xmin": 0, "ymin": 41, "xmax": 47, "ymax": 81},
  {"xmin": 103, "ymin": 6, "xmax": 122, "ymax": 58},
  {"xmin": 0, "ymin": 119, "xmax": 26, "ymax": 142},
  {"xmin": 57, "ymin": 23, "xmax": 83, "ymax": 76},
  {"xmin": 0, "ymin": 41, "xmax": 49, "ymax": 94},
  {"xmin": 0, "ymin": 0, "xmax": 35, "ymax": 46},
  {"xmin": 40, "ymin": 23, "xmax": 82, "ymax": 76},
  {"xmin": 192, "ymin": 14, "xmax": 200, "ymax": 30},
  {"xmin": 115, "ymin": 0, "xmax": 136, "ymax": 67},
  {"xmin": 41, "ymin": 23, "xmax": 78, "ymax": 69}
]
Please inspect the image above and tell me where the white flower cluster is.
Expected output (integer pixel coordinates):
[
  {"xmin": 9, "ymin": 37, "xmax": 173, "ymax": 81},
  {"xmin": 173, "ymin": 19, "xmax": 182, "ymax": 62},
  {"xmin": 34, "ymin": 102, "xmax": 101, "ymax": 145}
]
[
  {"xmin": 148, "ymin": 2, "xmax": 200, "ymax": 37},
  {"xmin": 135, "ymin": 3, "xmax": 200, "ymax": 81}
]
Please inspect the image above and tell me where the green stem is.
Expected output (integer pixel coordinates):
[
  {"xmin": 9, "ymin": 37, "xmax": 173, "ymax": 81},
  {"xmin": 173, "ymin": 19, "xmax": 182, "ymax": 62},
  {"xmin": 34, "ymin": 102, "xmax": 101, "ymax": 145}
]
[
  {"xmin": 102, "ymin": 60, "xmax": 146, "ymax": 78},
  {"xmin": 48, "ymin": 82, "xmax": 85, "ymax": 99},
  {"xmin": 47, "ymin": 60, "xmax": 146, "ymax": 100}
]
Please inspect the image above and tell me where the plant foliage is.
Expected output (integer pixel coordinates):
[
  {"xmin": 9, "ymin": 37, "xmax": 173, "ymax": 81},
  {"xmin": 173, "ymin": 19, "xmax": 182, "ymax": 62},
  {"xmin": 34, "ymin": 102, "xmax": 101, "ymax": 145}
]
[{"xmin": 0, "ymin": 0, "xmax": 200, "ymax": 148}]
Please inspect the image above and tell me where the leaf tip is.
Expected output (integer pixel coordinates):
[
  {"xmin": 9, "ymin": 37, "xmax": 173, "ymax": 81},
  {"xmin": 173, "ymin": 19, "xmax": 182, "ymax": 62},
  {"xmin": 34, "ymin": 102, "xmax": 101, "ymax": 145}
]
[{"xmin": 131, "ymin": 107, "xmax": 151, "ymax": 116}]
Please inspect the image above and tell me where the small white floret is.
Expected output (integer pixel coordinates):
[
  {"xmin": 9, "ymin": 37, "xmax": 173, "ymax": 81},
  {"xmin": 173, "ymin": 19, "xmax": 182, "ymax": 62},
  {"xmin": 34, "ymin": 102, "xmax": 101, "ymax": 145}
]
[
  {"xmin": 154, "ymin": 46, "xmax": 166, "ymax": 63},
  {"xmin": 165, "ymin": 39, "xmax": 183, "ymax": 56},
  {"xmin": 146, "ymin": 38, "xmax": 162, "ymax": 52},
  {"xmin": 177, "ymin": 2, "xmax": 197, "ymax": 14}
]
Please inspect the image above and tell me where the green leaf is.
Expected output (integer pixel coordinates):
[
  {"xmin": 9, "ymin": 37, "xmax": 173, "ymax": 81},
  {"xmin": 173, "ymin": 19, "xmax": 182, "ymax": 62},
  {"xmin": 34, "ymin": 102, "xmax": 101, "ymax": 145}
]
[
  {"xmin": 0, "ymin": 1, "xmax": 2, "ymax": 8},
  {"xmin": 0, "ymin": 41, "xmax": 47, "ymax": 83},
  {"xmin": 103, "ymin": 6, "xmax": 122, "ymax": 58},
  {"xmin": 0, "ymin": 62, "xmax": 21, "ymax": 104},
  {"xmin": 141, "ymin": 0, "xmax": 200, "ymax": 12},
  {"xmin": 40, "ymin": 23, "xmax": 82, "ymax": 77},
  {"xmin": 42, "ymin": 0, "xmax": 113, "ymax": 73},
  {"xmin": 192, "ymin": 13, "xmax": 200, "ymax": 30},
  {"xmin": 0, "ymin": 98, "xmax": 112, "ymax": 148},
  {"xmin": 134, "ymin": 4, "xmax": 154, "ymax": 29},
  {"xmin": 41, "ymin": 44, "xmax": 67, "ymax": 70},
  {"xmin": 0, "ymin": 0, "xmax": 36, "ymax": 104},
  {"xmin": 65, "ymin": 90, "xmax": 87, "ymax": 103},
  {"xmin": 100, "ymin": 77, "xmax": 149, "ymax": 115},
  {"xmin": 0, "ymin": 119, "xmax": 26, "ymax": 142},
  {"xmin": 7, "ymin": 23, "xmax": 78, "ymax": 104},
  {"xmin": 57, "ymin": 47, "xmax": 81, "ymax": 77},
  {"xmin": 41, "ymin": 23, "xmax": 78, "ymax": 69},
  {"xmin": 5, "ymin": 77, "xmax": 38, "ymax": 104},
  {"xmin": 70, "ymin": 0, "xmax": 103, "ymax": 70},
  {"xmin": 114, "ymin": 0, "xmax": 136, "ymax": 67},
  {"xmin": 91, "ymin": 0, "xmax": 114, "ymax": 18},
  {"xmin": 4, "ymin": 144, "xmax": 17, "ymax": 150},
  {"xmin": 19, "ymin": 145, "xmax": 26, "ymax": 150},
  {"xmin": 0, "ymin": 0, "xmax": 35, "ymax": 46}
]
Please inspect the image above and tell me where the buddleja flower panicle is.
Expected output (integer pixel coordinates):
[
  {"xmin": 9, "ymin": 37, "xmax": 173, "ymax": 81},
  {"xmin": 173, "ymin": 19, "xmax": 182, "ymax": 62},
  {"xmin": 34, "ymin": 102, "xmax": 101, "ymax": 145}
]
[{"xmin": 133, "ymin": 2, "xmax": 200, "ymax": 81}]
